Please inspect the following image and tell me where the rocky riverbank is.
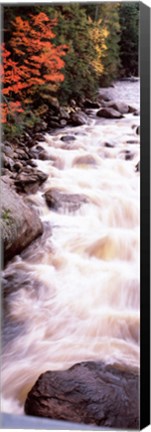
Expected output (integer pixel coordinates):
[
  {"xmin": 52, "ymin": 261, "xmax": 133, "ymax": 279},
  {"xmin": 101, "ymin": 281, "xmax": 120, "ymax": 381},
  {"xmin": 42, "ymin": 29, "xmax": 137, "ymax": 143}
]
[
  {"xmin": 1, "ymin": 80, "xmax": 140, "ymax": 428},
  {"xmin": 1, "ymin": 91, "xmax": 140, "ymax": 266}
]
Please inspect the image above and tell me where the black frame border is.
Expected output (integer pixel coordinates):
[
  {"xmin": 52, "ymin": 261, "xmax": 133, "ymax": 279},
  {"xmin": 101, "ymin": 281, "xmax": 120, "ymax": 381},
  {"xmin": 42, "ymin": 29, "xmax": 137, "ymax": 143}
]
[
  {"xmin": 0, "ymin": 1, "xmax": 150, "ymax": 430},
  {"xmin": 140, "ymin": 1, "xmax": 150, "ymax": 429}
]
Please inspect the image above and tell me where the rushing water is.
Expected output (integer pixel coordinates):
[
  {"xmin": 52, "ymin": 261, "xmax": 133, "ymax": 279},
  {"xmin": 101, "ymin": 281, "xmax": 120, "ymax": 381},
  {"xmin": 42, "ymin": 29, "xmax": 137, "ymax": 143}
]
[{"xmin": 2, "ymin": 80, "xmax": 140, "ymax": 415}]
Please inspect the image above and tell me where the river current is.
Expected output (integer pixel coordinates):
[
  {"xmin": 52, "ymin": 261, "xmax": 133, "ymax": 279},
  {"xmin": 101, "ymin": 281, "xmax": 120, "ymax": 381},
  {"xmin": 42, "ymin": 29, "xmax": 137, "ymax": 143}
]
[{"xmin": 2, "ymin": 80, "xmax": 140, "ymax": 414}]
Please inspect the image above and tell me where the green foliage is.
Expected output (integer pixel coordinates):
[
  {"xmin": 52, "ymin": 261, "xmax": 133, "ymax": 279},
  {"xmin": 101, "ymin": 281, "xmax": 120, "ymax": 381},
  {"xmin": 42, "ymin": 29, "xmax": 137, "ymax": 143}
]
[
  {"xmin": 119, "ymin": 2, "xmax": 139, "ymax": 77},
  {"xmin": 47, "ymin": 4, "xmax": 99, "ymax": 102},
  {"xmin": 2, "ymin": 109, "xmax": 41, "ymax": 140},
  {"xmin": 96, "ymin": 3, "xmax": 121, "ymax": 86}
]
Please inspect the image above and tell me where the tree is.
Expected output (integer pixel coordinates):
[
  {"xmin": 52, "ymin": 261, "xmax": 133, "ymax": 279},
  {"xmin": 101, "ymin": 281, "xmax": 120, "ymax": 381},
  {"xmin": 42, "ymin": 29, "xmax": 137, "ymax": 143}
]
[
  {"xmin": 84, "ymin": 3, "xmax": 121, "ymax": 86},
  {"xmin": 119, "ymin": 2, "xmax": 139, "ymax": 77},
  {"xmin": 10, "ymin": 12, "xmax": 67, "ymax": 97},
  {"xmin": 1, "ymin": 44, "xmax": 24, "ymax": 123},
  {"xmin": 46, "ymin": 4, "xmax": 99, "ymax": 102},
  {"xmin": 1, "ymin": 12, "xmax": 67, "ymax": 127}
]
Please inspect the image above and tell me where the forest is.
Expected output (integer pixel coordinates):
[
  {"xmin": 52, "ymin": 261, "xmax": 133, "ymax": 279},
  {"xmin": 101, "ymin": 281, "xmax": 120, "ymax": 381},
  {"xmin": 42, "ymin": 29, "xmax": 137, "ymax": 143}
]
[{"xmin": 1, "ymin": 2, "xmax": 139, "ymax": 141}]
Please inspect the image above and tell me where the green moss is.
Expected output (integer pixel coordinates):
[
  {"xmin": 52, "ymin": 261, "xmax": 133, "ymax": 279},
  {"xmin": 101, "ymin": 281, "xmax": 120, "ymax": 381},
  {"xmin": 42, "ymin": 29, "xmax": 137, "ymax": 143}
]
[{"xmin": 1, "ymin": 209, "xmax": 11, "ymax": 224}]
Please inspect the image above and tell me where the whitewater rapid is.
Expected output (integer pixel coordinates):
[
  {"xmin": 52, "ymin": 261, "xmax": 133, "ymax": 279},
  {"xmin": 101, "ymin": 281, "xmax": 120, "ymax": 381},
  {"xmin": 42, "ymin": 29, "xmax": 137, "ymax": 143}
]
[{"xmin": 2, "ymin": 80, "xmax": 140, "ymax": 414}]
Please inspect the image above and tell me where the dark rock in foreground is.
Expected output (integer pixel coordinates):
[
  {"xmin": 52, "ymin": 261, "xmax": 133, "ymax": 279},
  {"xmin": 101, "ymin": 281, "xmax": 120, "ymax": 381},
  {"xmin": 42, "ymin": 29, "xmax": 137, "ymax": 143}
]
[
  {"xmin": 25, "ymin": 360, "xmax": 139, "ymax": 429},
  {"xmin": 44, "ymin": 189, "xmax": 89, "ymax": 213},
  {"xmin": 1, "ymin": 179, "xmax": 43, "ymax": 263}
]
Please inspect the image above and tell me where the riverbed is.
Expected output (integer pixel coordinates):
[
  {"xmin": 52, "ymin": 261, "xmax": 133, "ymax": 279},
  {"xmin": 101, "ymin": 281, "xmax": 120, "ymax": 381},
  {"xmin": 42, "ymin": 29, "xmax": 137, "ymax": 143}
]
[{"xmin": 2, "ymin": 80, "xmax": 140, "ymax": 415}]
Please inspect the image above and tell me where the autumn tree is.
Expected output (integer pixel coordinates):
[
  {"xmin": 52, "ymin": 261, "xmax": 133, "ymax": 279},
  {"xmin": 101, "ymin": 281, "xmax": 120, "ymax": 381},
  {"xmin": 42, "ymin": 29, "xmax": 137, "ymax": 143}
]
[
  {"xmin": 88, "ymin": 17, "xmax": 109, "ymax": 79},
  {"xmin": 1, "ymin": 12, "xmax": 67, "ymax": 130},
  {"xmin": 0, "ymin": 44, "xmax": 24, "ymax": 123}
]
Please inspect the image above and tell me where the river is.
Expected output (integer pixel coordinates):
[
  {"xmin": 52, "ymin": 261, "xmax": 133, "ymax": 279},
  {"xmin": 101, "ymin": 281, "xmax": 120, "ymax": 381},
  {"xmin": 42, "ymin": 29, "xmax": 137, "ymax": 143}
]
[{"xmin": 2, "ymin": 80, "xmax": 140, "ymax": 415}]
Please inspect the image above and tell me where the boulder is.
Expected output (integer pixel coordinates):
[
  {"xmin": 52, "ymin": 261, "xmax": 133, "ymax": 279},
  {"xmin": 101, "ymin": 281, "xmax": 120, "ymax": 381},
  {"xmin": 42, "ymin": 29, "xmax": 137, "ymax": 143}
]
[
  {"xmin": 48, "ymin": 120, "xmax": 60, "ymax": 129},
  {"xmin": 25, "ymin": 360, "xmax": 139, "ymax": 429},
  {"xmin": 59, "ymin": 107, "xmax": 70, "ymax": 121},
  {"xmin": 72, "ymin": 154, "xmax": 98, "ymax": 167},
  {"xmin": 97, "ymin": 108, "xmax": 123, "ymax": 119},
  {"xmin": 1, "ymin": 179, "xmax": 43, "ymax": 263},
  {"xmin": 70, "ymin": 111, "xmax": 88, "ymax": 126},
  {"xmin": 3, "ymin": 145, "xmax": 15, "ymax": 158},
  {"xmin": 15, "ymin": 168, "xmax": 48, "ymax": 194},
  {"xmin": 60, "ymin": 135, "xmax": 76, "ymax": 142},
  {"xmin": 42, "ymin": 96, "xmax": 60, "ymax": 112},
  {"xmin": 44, "ymin": 189, "xmax": 89, "ymax": 212},
  {"xmin": 83, "ymin": 99, "xmax": 100, "ymax": 109},
  {"xmin": 105, "ymin": 101, "xmax": 129, "ymax": 114}
]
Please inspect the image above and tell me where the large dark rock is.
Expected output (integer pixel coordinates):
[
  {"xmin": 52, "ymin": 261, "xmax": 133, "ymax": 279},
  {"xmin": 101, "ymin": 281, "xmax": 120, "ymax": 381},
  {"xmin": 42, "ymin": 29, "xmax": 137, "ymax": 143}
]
[
  {"xmin": 83, "ymin": 99, "xmax": 100, "ymax": 109},
  {"xmin": 15, "ymin": 168, "xmax": 48, "ymax": 194},
  {"xmin": 70, "ymin": 111, "xmax": 88, "ymax": 126},
  {"xmin": 97, "ymin": 108, "xmax": 123, "ymax": 119},
  {"xmin": 44, "ymin": 189, "xmax": 89, "ymax": 212},
  {"xmin": 25, "ymin": 360, "xmax": 139, "ymax": 429},
  {"xmin": 1, "ymin": 179, "xmax": 43, "ymax": 263},
  {"xmin": 103, "ymin": 101, "xmax": 129, "ymax": 114}
]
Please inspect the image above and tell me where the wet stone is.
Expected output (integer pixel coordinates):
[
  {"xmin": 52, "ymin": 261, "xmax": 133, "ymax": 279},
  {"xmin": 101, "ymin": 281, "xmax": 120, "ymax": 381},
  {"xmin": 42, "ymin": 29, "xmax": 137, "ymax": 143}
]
[
  {"xmin": 61, "ymin": 135, "xmax": 76, "ymax": 142},
  {"xmin": 44, "ymin": 189, "xmax": 89, "ymax": 213},
  {"xmin": 69, "ymin": 111, "xmax": 88, "ymax": 126},
  {"xmin": 105, "ymin": 101, "xmax": 129, "ymax": 114},
  {"xmin": 72, "ymin": 154, "xmax": 98, "ymax": 167},
  {"xmin": 15, "ymin": 168, "xmax": 48, "ymax": 194},
  {"xmin": 25, "ymin": 360, "xmax": 139, "ymax": 429},
  {"xmin": 104, "ymin": 142, "xmax": 115, "ymax": 148},
  {"xmin": 97, "ymin": 108, "xmax": 124, "ymax": 119},
  {"xmin": 83, "ymin": 99, "xmax": 100, "ymax": 109}
]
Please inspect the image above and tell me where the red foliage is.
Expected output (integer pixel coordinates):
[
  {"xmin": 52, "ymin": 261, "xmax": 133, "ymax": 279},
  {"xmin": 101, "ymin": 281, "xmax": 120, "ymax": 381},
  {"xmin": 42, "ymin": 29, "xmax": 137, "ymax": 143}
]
[
  {"xmin": 10, "ymin": 13, "xmax": 67, "ymax": 89},
  {"xmin": 1, "ymin": 12, "xmax": 68, "ymax": 123}
]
